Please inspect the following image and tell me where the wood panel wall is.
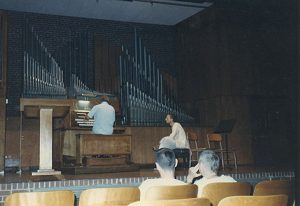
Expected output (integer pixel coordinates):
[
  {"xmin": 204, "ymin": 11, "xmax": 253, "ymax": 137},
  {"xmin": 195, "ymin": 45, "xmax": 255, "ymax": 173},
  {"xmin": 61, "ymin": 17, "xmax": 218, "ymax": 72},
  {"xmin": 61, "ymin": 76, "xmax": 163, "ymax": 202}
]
[
  {"xmin": 94, "ymin": 37, "xmax": 121, "ymax": 95},
  {"xmin": 5, "ymin": 117, "xmax": 40, "ymax": 169},
  {"xmin": 6, "ymin": 119, "xmax": 263, "ymax": 169},
  {"xmin": 128, "ymin": 127, "xmax": 213, "ymax": 164},
  {"xmin": 176, "ymin": 6, "xmax": 297, "ymax": 165},
  {"xmin": 0, "ymin": 12, "xmax": 7, "ymax": 171}
]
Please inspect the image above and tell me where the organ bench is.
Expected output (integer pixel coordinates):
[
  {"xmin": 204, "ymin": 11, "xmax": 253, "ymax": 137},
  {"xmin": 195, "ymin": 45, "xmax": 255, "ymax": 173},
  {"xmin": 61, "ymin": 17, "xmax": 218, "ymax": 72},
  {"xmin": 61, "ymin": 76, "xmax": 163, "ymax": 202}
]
[{"xmin": 76, "ymin": 133, "xmax": 132, "ymax": 167}]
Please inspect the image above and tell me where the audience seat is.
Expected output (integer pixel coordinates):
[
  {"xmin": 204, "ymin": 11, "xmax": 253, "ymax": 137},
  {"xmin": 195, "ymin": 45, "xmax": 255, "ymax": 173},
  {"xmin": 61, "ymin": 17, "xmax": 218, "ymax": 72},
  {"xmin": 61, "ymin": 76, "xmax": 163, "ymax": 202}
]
[
  {"xmin": 4, "ymin": 190, "xmax": 74, "ymax": 206},
  {"xmin": 201, "ymin": 182, "xmax": 252, "ymax": 206},
  {"xmin": 143, "ymin": 184, "xmax": 198, "ymax": 201},
  {"xmin": 218, "ymin": 195, "xmax": 288, "ymax": 206},
  {"xmin": 79, "ymin": 187, "xmax": 139, "ymax": 206},
  {"xmin": 253, "ymin": 180, "xmax": 295, "ymax": 206},
  {"xmin": 128, "ymin": 198, "xmax": 211, "ymax": 206}
]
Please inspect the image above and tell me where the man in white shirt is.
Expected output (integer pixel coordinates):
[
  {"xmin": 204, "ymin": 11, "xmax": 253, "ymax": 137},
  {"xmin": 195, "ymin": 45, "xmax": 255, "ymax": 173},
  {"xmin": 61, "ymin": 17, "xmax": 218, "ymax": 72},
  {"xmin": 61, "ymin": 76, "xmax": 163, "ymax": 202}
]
[
  {"xmin": 158, "ymin": 114, "xmax": 190, "ymax": 149},
  {"xmin": 86, "ymin": 95, "xmax": 115, "ymax": 135},
  {"xmin": 139, "ymin": 148, "xmax": 186, "ymax": 200},
  {"xmin": 187, "ymin": 149, "xmax": 236, "ymax": 197}
]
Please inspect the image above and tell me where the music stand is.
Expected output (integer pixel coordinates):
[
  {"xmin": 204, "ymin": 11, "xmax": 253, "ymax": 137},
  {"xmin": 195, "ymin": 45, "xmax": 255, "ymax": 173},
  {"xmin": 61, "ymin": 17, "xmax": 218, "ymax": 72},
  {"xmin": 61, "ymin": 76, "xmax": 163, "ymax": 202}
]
[{"xmin": 213, "ymin": 119, "xmax": 236, "ymax": 166}]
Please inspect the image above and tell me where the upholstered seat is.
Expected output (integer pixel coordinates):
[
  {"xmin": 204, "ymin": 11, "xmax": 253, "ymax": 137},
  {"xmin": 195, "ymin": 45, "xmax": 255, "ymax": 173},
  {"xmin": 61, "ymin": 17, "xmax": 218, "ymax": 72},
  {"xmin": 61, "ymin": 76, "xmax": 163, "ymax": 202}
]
[
  {"xmin": 201, "ymin": 182, "xmax": 252, "ymax": 206},
  {"xmin": 253, "ymin": 180, "xmax": 295, "ymax": 206},
  {"xmin": 4, "ymin": 190, "xmax": 74, "ymax": 206},
  {"xmin": 79, "ymin": 187, "xmax": 140, "ymax": 206},
  {"xmin": 128, "ymin": 197, "xmax": 211, "ymax": 206},
  {"xmin": 218, "ymin": 195, "xmax": 288, "ymax": 206},
  {"xmin": 143, "ymin": 184, "xmax": 198, "ymax": 201}
]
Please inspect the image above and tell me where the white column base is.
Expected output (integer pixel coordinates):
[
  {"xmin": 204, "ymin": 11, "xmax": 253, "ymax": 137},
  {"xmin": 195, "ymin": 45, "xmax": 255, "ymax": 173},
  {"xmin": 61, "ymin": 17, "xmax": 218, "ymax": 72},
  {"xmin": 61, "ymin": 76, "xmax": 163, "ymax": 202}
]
[{"xmin": 32, "ymin": 169, "xmax": 61, "ymax": 176}]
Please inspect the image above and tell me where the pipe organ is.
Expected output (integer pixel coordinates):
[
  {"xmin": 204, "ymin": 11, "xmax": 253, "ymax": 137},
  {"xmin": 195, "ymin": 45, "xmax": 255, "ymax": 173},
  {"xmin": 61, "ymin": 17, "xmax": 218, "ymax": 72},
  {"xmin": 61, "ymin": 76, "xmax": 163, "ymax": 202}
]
[
  {"xmin": 119, "ymin": 29, "xmax": 194, "ymax": 126},
  {"xmin": 22, "ymin": 21, "xmax": 194, "ymax": 128},
  {"xmin": 22, "ymin": 20, "xmax": 120, "ymax": 131},
  {"xmin": 19, "ymin": 22, "xmax": 195, "ymax": 172},
  {"xmin": 23, "ymin": 21, "xmax": 66, "ymax": 98}
]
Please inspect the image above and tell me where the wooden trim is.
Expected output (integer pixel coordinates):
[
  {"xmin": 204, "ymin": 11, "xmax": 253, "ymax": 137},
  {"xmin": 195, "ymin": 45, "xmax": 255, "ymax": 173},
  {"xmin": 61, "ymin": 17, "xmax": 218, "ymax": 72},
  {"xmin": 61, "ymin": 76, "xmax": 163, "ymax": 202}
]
[
  {"xmin": 0, "ymin": 11, "xmax": 7, "ymax": 90},
  {"xmin": 0, "ymin": 10, "xmax": 7, "ymax": 171}
]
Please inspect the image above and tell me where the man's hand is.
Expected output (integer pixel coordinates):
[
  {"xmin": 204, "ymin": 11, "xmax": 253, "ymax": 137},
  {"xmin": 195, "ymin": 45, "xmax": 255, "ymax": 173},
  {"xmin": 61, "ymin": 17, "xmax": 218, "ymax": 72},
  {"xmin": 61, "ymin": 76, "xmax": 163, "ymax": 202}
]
[
  {"xmin": 84, "ymin": 113, "xmax": 90, "ymax": 120},
  {"xmin": 187, "ymin": 163, "xmax": 201, "ymax": 183}
]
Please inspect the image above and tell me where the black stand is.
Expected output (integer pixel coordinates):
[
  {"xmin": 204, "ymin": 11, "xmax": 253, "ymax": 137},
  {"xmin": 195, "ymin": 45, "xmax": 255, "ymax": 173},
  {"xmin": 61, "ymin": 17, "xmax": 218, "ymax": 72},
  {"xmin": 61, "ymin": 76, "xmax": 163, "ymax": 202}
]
[
  {"xmin": 213, "ymin": 119, "xmax": 236, "ymax": 166},
  {"xmin": 173, "ymin": 148, "xmax": 190, "ymax": 169}
]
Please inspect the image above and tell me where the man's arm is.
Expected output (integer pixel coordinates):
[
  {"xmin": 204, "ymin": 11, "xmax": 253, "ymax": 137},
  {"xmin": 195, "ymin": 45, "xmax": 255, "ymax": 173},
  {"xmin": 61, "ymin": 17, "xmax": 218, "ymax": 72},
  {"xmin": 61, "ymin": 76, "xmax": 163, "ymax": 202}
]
[{"xmin": 86, "ymin": 106, "xmax": 96, "ymax": 120}]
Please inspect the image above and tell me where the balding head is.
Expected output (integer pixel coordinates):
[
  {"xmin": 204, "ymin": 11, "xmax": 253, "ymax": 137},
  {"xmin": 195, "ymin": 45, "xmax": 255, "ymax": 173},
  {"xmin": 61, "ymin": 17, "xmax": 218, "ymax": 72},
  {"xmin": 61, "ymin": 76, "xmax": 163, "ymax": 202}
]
[{"xmin": 100, "ymin": 95, "xmax": 109, "ymax": 103}]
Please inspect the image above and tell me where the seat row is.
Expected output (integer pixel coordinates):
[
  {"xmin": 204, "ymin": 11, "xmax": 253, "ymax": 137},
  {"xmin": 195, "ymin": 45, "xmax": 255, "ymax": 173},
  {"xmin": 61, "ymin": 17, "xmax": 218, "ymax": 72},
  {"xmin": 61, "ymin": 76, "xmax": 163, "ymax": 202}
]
[
  {"xmin": 4, "ymin": 179, "xmax": 294, "ymax": 206},
  {"xmin": 131, "ymin": 195, "xmax": 289, "ymax": 206}
]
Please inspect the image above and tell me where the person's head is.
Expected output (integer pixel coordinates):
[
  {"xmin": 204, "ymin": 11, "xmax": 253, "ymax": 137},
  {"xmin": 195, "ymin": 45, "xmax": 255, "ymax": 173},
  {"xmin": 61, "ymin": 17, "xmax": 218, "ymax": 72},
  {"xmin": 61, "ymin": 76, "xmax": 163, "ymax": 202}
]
[
  {"xmin": 198, "ymin": 149, "xmax": 220, "ymax": 176},
  {"xmin": 155, "ymin": 148, "xmax": 178, "ymax": 176},
  {"xmin": 99, "ymin": 95, "xmax": 110, "ymax": 103},
  {"xmin": 165, "ymin": 114, "xmax": 176, "ymax": 125}
]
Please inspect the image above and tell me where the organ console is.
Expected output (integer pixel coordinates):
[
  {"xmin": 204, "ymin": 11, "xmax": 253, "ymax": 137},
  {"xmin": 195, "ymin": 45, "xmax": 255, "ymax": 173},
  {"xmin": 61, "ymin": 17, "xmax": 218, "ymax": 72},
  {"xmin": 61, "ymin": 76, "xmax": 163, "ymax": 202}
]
[
  {"xmin": 20, "ymin": 96, "xmax": 128, "ymax": 174},
  {"xmin": 63, "ymin": 96, "xmax": 120, "ymax": 129}
]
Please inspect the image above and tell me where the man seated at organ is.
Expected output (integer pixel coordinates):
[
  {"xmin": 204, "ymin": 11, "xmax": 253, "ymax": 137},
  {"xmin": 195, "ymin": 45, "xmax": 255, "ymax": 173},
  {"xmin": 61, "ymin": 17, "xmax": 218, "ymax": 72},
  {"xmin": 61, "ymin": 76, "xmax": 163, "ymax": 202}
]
[{"xmin": 85, "ymin": 95, "xmax": 115, "ymax": 135}]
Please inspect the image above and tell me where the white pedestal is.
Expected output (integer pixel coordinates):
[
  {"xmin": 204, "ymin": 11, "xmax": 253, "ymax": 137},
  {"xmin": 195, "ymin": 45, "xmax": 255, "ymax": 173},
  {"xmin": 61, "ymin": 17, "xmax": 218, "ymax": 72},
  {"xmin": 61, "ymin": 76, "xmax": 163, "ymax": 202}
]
[
  {"xmin": 32, "ymin": 169, "xmax": 61, "ymax": 176},
  {"xmin": 32, "ymin": 108, "xmax": 61, "ymax": 176}
]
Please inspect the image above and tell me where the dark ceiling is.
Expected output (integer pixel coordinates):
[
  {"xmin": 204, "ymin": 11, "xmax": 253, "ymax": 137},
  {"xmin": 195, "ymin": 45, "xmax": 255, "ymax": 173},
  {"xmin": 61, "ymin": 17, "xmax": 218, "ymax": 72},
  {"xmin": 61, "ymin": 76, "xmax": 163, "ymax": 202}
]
[{"xmin": 0, "ymin": 0, "xmax": 214, "ymax": 25}]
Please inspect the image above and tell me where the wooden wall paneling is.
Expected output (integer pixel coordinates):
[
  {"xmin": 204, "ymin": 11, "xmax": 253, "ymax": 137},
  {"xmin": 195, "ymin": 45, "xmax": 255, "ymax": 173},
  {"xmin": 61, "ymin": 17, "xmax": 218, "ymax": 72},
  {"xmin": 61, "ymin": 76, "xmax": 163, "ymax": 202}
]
[
  {"xmin": 21, "ymin": 119, "xmax": 40, "ymax": 168},
  {"xmin": 101, "ymin": 41, "xmax": 104, "ymax": 93},
  {"xmin": 176, "ymin": 8, "xmax": 296, "ymax": 165},
  {"xmin": 6, "ymin": 123, "xmax": 253, "ymax": 168},
  {"xmin": 107, "ymin": 43, "xmax": 113, "ymax": 94},
  {"xmin": 94, "ymin": 37, "xmax": 121, "ymax": 95},
  {"xmin": 110, "ymin": 46, "xmax": 121, "ymax": 95},
  {"xmin": 53, "ymin": 129, "xmax": 64, "ymax": 169},
  {"xmin": 130, "ymin": 127, "xmax": 169, "ymax": 164},
  {"xmin": 102, "ymin": 40, "xmax": 109, "ymax": 92},
  {"xmin": 94, "ymin": 37, "xmax": 102, "ymax": 92},
  {"xmin": 111, "ymin": 46, "xmax": 116, "ymax": 94},
  {"xmin": 218, "ymin": 96, "xmax": 253, "ymax": 164},
  {"xmin": 4, "ymin": 117, "xmax": 20, "ymax": 168},
  {"xmin": 116, "ymin": 47, "xmax": 121, "ymax": 95},
  {"xmin": 128, "ymin": 127, "xmax": 228, "ymax": 165},
  {"xmin": 5, "ymin": 118, "xmax": 39, "ymax": 169},
  {"xmin": 0, "ymin": 11, "xmax": 7, "ymax": 171},
  {"xmin": 6, "ymin": 119, "xmax": 67, "ymax": 170},
  {"xmin": 0, "ymin": 98, "xmax": 5, "ymax": 170},
  {"xmin": 192, "ymin": 96, "xmax": 253, "ymax": 164}
]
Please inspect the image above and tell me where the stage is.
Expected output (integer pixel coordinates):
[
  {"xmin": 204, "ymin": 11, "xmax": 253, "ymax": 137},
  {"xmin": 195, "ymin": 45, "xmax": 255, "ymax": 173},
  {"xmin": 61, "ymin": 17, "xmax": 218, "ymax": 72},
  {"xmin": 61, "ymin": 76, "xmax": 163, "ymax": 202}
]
[{"xmin": 0, "ymin": 164, "xmax": 295, "ymax": 206}]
